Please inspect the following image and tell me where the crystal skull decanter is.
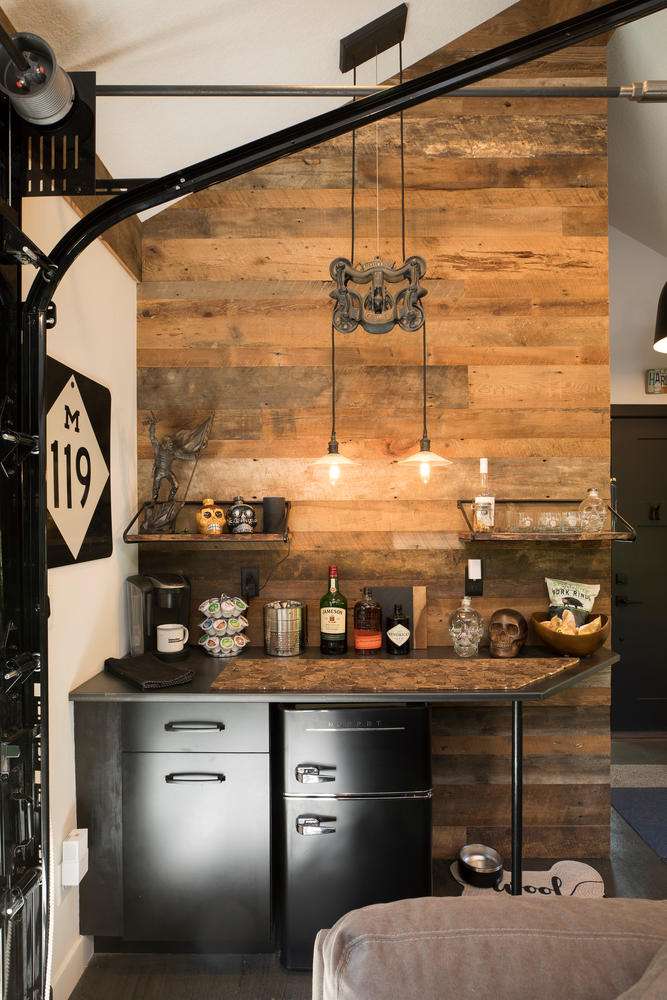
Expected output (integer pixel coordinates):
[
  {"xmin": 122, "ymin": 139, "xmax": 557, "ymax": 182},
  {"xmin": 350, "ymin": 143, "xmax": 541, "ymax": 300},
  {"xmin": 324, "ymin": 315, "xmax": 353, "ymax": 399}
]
[
  {"xmin": 579, "ymin": 487, "xmax": 606, "ymax": 533},
  {"xmin": 449, "ymin": 596, "xmax": 484, "ymax": 658}
]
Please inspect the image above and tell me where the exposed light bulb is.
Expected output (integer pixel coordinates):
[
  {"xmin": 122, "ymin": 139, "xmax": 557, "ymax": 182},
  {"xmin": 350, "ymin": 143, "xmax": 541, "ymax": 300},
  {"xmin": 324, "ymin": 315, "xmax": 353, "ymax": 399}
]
[
  {"xmin": 419, "ymin": 460, "xmax": 431, "ymax": 485},
  {"xmin": 329, "ymin": 462, "xmax": 341, "ymax": 485}
]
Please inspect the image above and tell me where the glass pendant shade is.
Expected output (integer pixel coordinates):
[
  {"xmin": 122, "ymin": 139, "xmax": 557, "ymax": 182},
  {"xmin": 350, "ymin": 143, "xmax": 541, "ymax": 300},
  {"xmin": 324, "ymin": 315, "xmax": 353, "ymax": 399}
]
[
  {"xmin": 312, "ymin": 440, "xmax": 354, "ymax": 485},
  {"xmin": 654, "ymin": 281, "xmax": 667, "ymax": 353},
  {"xmin": 399, "ymin": 443, "xmax": 452, "ymax": 484}
]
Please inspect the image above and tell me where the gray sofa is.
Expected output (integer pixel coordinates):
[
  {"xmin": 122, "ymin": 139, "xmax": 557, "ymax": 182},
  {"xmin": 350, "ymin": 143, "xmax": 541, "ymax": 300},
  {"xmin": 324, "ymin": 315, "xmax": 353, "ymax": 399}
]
[{"xmin": 313, "ymin": 897, "xmax": 667, "ymax": 1000}]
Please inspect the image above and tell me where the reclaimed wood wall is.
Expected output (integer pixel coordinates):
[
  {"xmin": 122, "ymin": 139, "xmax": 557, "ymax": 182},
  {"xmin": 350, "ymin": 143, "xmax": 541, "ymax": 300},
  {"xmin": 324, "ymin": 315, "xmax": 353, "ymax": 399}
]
[{"xmin": 137, "ymin": 0, "xmax": 612, "ymax": 861}]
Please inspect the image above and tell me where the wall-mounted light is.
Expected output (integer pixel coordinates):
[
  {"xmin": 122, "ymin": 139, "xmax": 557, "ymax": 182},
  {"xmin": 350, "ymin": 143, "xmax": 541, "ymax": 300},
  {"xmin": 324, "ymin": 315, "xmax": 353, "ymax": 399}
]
[
  {"xmin": 312, "ymin": 325, "xmax": 354, "ymax": 485},
  {"xmin": 653, "ymin": 281, "xmax": 667, "ymax": 353},
  {"xmin": 0, "ymin": 31, "xmax": 74, "ymax": 125},
  {"xmin": 398, "ymin": 322, "xmax": 451, "ymax": 483}
]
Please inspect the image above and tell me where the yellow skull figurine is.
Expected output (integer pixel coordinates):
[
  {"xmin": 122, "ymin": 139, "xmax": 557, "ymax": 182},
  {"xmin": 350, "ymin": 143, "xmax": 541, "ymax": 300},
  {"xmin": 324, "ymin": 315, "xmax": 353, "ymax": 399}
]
[{"xmin": 196, "ymin": 498, "xmax": 225, "ymax": 536}]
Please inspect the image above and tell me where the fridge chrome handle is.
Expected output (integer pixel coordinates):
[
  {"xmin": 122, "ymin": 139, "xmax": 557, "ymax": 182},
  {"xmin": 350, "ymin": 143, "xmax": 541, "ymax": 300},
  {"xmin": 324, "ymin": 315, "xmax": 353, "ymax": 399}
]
[
  {"xmin": 296, "ymin": 815, "xmax": 336, "ymax": 836},
  {"xmin": 165, "ymin": 772, "xmax": 226, "ymax": 783},
  {"xmin": 164, "ymin": 721, "xmax": 225, "ymax": 732},
  {"xmin": 295, "ymin": 764, "xmax": 336, "ymax": 784}
]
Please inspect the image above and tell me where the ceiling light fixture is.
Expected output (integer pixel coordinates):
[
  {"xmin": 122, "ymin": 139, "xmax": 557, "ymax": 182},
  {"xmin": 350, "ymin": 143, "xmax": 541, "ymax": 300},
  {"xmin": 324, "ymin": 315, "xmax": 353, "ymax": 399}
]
[
  {"xmin": 653, "ymin": 281, "xmax": 667, "ymax": 353},
  {"xmin": 398, "ymin": 320, "xmax": 452, "ymax": 484},
  {"xmin": 330, "ymin": 42, "xmax": 427, "ymax": 336},
  {"xmin": 312, "ymin": 323, "xmax": 354, "ymax": 485}
]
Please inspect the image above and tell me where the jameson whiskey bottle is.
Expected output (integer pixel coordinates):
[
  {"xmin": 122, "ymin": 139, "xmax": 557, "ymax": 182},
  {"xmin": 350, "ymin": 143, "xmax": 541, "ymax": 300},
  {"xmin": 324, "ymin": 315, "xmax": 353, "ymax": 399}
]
[
  {"xmin": 353, "ymin": 587, "xmax": 382, "ymax": 655},
  {"xmin": 320, "ymin": 565, "xmax": 347, "ymax": 655}
]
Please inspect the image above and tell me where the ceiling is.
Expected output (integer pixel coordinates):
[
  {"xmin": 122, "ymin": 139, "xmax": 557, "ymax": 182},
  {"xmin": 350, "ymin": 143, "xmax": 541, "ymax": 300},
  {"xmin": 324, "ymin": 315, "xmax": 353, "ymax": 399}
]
[{"xmin": 6, "ymin": 0, "xmax": 513, "ymax": 186}]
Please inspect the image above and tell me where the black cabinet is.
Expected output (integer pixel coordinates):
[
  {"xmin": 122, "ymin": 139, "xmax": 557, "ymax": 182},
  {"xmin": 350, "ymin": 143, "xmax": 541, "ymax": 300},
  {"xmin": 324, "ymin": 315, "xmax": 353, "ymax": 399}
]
[
  {"xmin": 74, "ymin": 700, "xmax": 272, "ymax": 951},
  {"xmin": 123, "ymin": 751, "xmax": 270, "ymax": 948}
]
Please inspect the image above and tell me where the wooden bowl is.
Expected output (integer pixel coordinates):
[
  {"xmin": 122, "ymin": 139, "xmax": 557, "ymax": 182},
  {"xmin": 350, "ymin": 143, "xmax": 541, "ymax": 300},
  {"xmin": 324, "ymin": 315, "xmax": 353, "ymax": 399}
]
[{"xmin": 532, "ymin": 612, "xmax": 610, "ymax": 657}]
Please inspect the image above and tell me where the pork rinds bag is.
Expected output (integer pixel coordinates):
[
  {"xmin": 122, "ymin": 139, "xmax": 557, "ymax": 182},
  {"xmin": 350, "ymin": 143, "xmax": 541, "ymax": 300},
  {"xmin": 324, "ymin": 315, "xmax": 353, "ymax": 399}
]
[{"xmin": 545, "ymin": 578, "xmax": 600, "ymax": 613}]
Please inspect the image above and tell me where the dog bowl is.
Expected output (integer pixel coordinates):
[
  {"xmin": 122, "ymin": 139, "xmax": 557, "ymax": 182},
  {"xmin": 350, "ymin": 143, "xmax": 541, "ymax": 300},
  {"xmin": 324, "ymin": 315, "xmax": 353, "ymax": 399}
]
[
  {"xmin": 532, "ymin": 612, "xmax": 610, "ymax": 657},
  {"xmin": 458, "ymin": 843, "xmax": 503, "ymax": 888}
]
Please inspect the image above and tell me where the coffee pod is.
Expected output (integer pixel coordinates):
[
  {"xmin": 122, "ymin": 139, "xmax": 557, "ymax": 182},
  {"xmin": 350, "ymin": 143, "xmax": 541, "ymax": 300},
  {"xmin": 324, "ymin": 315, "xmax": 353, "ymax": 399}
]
[
  {"xmin": 232, "ymin": 596, "xmax": 248, "ymax": 613},
  {"xmin": 233, "ymin": 633, "xmax": 249, "ymax": 649},
  {"xmin": 220, "ymin": 597, "xmax": 236, "ymax": 618},
  {"xmin": 199, "ymin": 634, "xmax": 220, "ymax": 653},
  {"xmin": 199, "ymin": 617, "xmax": 217, "ymax": 634},
  {"xmin": 213, "ymin": 618, "xmax": 230, "ymax": 635},
  {"xmin": 219, "ymin": 636, "xmax": 235, "ymax": 654},
  {"xmin": 198, "ymin": 597, "xmax": 223, "ymax": 619}
]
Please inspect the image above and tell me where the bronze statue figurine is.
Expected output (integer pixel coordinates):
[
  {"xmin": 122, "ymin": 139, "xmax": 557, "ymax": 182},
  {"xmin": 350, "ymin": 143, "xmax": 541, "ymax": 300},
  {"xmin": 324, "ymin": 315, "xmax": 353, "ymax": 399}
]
[{"xmin": 142, "ymin": 412, "xmax": 214, "ymax": 533}]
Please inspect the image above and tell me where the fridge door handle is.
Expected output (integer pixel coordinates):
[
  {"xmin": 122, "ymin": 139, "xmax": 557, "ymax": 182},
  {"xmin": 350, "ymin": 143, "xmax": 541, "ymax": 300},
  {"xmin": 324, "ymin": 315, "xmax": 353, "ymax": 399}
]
[
  {"xmin": 295, "ymin": 764, "xmax": 336, "ymax": 784},
  {"xmin": 165, "ymin": 772, "xmax": 226, "ymax": 783},
  {"xmin": 296, "ymin": 815, "xmax": 336, "ymax": 835},
  {"xmin": 164, "ymin": 721, "xmax": 226, "ymax": 732}
]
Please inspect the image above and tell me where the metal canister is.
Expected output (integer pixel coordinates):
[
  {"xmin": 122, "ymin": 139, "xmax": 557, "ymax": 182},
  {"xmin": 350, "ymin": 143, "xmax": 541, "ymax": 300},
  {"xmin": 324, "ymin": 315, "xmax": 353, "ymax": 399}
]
[{"xmin": 264, "ymin": 601, "xmax": 307, "ymax": 656}]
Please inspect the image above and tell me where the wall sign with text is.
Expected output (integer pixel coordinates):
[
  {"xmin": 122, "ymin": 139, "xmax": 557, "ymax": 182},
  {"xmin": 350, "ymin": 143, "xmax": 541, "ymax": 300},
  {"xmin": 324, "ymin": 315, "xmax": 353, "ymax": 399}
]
[
  {"xmin": 47, "ymin": 357, "xmax": 112, "ymax": 568},
  {"xmin": 646, "ymin": 368, "xmax": 667, "ymax": 395}
]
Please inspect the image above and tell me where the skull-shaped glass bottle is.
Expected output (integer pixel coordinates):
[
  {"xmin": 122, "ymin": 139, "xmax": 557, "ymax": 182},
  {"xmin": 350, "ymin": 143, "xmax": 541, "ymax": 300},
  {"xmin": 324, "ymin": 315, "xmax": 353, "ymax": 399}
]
[
  {"xmin": 448, "ymin": 596, "xmax": 484, "ymax": 658},
  {"xmin": 579, "ymin": 487, "xmax": 606, "ymax": 533}
]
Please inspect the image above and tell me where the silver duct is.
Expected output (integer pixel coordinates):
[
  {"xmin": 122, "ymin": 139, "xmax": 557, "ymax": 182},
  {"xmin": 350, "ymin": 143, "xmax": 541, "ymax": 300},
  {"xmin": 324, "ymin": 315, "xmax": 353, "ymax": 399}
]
[{"xmin": 0, "ymin": 33, "xmax": 74, "ymax": 126}]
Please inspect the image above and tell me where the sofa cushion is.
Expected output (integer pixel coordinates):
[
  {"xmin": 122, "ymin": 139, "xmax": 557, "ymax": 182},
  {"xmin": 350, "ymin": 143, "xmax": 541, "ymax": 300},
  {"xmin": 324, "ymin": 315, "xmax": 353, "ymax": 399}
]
[
  {"xmin": 312, "ymin": 897, "xmax": 667, "ymax": 1000},
  {"xmin": 617, "ymin": 942, "xmax": 667, "ymax": 998}
]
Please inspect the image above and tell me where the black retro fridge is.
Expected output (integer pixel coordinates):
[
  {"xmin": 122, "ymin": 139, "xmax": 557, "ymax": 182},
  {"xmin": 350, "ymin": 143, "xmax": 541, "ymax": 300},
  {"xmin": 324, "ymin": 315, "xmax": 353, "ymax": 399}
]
[{"xmin": 278, "ymin": 705, "xmax": 432, "ymax": 969}]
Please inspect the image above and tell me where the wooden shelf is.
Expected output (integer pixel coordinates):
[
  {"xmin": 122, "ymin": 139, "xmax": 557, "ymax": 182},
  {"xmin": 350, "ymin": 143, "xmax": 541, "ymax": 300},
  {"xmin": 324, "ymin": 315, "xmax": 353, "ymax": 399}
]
[
  {"xmin": 125, "ymin": 532, "xmax": 287, "ymax": 544},
  {"xmin": 458, "ymin": 530, "xmax": 634, "ymax": 543}
]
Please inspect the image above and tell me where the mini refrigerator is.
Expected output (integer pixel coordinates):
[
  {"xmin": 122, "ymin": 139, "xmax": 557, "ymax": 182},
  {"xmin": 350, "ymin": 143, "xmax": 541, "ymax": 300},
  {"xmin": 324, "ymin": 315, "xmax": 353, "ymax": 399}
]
[{"xmin": 278, "ymin": 705, "xmax": 432, "ymax": 969}]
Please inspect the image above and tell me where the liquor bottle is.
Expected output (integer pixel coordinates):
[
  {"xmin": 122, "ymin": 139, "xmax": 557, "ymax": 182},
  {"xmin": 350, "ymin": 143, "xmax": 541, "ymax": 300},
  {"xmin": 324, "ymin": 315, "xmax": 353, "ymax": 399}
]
[
  {"xmin": 353, "ymin": 587, "xmax": 382, "ymax": 655},
  {"xmin": 473, "ymin": 457, "xmax": 495, "ymax": 533},
  {"xmin": 579, "ymin": 487, "xmax": 606, "ymax": 533},
  {"xmin": 385, "ymin": 604, "xmax": 411, "ymax": 656},
  {"xmin": 448, "ymin": 596, "xmax": 484, "ymax": 658},
  {"xmin": 320, "ymin": 565, "xmax": 347, "ymax": 655}
]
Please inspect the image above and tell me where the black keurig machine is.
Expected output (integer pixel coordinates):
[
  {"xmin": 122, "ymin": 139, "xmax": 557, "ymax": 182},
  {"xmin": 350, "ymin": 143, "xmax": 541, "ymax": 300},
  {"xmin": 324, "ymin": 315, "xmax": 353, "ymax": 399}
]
[{"xmin": 126, "ymin": 573, "xmax": 191, "ymax": 655}]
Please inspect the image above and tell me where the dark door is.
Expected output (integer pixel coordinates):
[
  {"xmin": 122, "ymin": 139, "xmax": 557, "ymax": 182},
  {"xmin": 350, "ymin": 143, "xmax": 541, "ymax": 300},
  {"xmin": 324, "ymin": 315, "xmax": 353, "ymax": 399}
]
[
  {"xmin": 122, "ymin": 752, "xmax": 271, "ymax": 949},
  {"xmin": 281, "ymin": 795, "xmax": 432, "ymax": 969},
  {"xmin": 612, "ymin": 412, "xmax": 667, "ymax": 731}
]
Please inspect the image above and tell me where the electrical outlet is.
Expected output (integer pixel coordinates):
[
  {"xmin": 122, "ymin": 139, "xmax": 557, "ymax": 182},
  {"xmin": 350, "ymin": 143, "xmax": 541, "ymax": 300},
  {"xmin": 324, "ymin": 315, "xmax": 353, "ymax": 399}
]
[
  {"xmin": 241, "ymin": 567, "xmax": 260, "ymax": 601},
  {"xmin": 465, "ymin": 558, "xmax": 484, "ymax": 597}
]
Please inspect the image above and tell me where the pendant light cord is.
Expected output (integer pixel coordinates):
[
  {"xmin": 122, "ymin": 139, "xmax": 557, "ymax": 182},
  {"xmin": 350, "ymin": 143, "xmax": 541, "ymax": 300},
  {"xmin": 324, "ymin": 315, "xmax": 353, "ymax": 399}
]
[
  {"xmin": 330, "ymin": 321, "xmax": 337, "ymax": 442},
  {"xmin": 350, "ymin": 66, "xmax": 356, "ymax": 264},
  {"xmin": 375, "ymin": 48, "xmax": 380, "ymax": 258},
  {"xmin": 421, "ymin": 318, "xmax": 428, "ymax": 444},
  {"xmin": 399, "ymin": 41, "xmax": 406, "ymax": 263}
]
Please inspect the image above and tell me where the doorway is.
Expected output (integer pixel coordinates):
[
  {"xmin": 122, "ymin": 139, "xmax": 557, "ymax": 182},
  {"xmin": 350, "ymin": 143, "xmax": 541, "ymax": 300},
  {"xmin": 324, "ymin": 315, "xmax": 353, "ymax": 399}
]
[{"xmin": 611, "ymin": 405, "xmax": 667, "ymax": 733}]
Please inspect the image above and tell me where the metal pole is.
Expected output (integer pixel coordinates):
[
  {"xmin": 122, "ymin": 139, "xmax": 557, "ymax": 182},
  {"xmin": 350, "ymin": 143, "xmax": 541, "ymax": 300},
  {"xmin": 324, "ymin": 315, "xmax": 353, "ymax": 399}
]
[
  {"xmin": 0, "ymin": 22, "xmax": 29, "ymax": 73},
  {"xmin": 96, "ymin": 83, "xmax": 624, "ymax": 98},
  {"xmin": 511, "ymin": 700, "xmax": 523, "ymax": 896}
]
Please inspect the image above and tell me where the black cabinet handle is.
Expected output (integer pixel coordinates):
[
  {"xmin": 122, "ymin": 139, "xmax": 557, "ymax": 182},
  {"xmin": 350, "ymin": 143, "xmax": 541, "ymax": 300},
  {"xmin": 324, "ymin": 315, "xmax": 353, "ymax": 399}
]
[
  {"xmin": 615, "ymin": 595, "xmax": 643, "ymax": 607},
  {"xmin": 164, "ymin": 721, "xmax": 225, "ymax": 732},
  {"xmin": 165, "ymin": 772, "xmax": 225, "ymax": 783}
]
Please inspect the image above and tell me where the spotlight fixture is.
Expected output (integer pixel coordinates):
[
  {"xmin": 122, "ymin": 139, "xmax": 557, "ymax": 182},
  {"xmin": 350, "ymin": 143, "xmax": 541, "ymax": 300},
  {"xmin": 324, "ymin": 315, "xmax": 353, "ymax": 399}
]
[
  {"xmin": 653, "ymin": 281, "xmax": 667, "ymax": 353},
  {"xmin": 312, "ymin": 325, "xmax": 354, "ymax": 485},
  {"xmin": 0, "ymin": 31, "xmax": 74, "ymax": 125},
  {"xmin": 398, "ymin": 321, "xmax": 451, "ymax": 484}
]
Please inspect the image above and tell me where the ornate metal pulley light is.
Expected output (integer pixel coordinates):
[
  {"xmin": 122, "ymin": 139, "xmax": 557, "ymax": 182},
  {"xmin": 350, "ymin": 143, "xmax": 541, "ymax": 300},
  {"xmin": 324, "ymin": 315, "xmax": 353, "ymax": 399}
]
[{"xmin": 329, "ymin": 31, "xmax": 427, "ymax": 336}]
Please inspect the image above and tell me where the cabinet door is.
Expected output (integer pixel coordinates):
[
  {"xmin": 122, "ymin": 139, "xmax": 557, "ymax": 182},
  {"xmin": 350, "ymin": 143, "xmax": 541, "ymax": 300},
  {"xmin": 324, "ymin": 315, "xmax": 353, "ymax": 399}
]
[{"xmin": 122, "ymin": 752, "xmax": 270, "ymax": 949}]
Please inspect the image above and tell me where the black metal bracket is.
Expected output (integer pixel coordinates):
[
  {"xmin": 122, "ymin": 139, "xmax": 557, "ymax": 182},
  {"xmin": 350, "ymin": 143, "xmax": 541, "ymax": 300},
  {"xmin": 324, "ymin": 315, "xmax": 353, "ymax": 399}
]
[
  {"xmin": 339, "ymin": 4, "xmax": 408, "ymax": 73},
  {"xmin": 0, "ymin": 397, "xmax": 39, "ymax": 478},
  {"xmin": 0, "ymin": 217, "xmax": 57, "ymax": 277}
]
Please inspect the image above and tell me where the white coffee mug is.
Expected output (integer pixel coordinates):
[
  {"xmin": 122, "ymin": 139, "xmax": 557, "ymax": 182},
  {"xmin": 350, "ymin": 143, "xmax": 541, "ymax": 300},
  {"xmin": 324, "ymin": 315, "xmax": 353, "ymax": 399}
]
[{"xmin": 156, "ymin": 623, "xmax": 189, "ymax": 653}]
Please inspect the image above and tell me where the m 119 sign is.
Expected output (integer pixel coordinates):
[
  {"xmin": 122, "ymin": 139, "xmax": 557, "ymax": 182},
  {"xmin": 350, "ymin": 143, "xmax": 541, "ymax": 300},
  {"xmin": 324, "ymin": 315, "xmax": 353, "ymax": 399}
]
[{"xmin": 46, "ymin": 357, "xmax": 112, "ymax": 568}]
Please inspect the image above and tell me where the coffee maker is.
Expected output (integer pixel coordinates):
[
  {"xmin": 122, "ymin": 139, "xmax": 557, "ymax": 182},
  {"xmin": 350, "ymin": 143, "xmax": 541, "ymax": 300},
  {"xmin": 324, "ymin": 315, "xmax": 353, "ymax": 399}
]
[{"xmin": 127, "ymin": 573, "xmax": 191, "ymax": 656}]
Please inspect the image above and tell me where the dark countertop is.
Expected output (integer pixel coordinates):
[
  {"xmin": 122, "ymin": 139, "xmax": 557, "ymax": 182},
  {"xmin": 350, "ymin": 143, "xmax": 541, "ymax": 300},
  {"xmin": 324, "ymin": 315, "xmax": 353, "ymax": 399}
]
[{"xmin": 69, "ymin": 645, "xmax": 618, "ymax": 704}]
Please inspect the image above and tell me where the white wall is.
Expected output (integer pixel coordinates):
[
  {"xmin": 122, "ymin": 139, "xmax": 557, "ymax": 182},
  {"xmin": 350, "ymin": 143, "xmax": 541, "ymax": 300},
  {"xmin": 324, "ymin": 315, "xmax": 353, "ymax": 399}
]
[
  {"xmin": 608, "ymin": 9, "xmax": 667, "ymax": 256},
  {"xmin": 23, "ymin": 200, "xmax": 137, "ymax": 999},
  {"xmin": 610, "ymin": 225, "xmax": 667, "ymax": 405}
]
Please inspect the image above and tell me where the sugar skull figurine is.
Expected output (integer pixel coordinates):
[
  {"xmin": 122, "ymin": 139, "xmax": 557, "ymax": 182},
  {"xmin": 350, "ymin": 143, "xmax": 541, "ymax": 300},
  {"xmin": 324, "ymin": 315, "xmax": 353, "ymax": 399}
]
[
  {"xmin": 226, "ymin": 496, "xmax": 257, "ymax": 534},
  {"xmin": 489, "ymin": 608, "xmax": 528, "ymax": 658},
  {"xmin": 196, "ymin": 498, "xmax": 225, "ymax": 536}
]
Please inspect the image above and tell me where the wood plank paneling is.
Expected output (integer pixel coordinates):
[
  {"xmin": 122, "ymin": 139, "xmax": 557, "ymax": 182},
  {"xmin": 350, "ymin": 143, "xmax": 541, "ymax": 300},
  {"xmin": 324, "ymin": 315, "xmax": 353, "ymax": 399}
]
[{"xmin": 138, "ymin": 0, "xmax": 611, "ymax": 860}]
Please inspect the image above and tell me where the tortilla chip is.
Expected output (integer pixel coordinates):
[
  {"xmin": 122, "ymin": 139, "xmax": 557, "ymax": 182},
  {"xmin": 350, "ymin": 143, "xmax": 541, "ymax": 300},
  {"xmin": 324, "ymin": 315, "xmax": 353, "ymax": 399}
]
[
  {"xmin": 561, "ymin": 609, "xmax": 577, "ymax": 629},
  {"xmin": 578, "ymin": 616, "xmax": 602, "ymax": 635},
  {"xmin": 545, "ymin": 616, "xmax": 561, "ymax": 631}
]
